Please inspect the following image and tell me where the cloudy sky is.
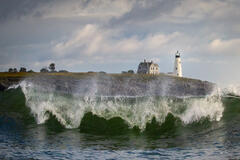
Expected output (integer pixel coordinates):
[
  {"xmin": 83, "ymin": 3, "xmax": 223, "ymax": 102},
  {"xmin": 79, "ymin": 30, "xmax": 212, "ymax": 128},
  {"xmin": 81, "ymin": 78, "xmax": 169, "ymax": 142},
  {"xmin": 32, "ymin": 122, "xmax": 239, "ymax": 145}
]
[{"xmin": 0, "ymin": 0, "xmax": 240, "ymax": 84}]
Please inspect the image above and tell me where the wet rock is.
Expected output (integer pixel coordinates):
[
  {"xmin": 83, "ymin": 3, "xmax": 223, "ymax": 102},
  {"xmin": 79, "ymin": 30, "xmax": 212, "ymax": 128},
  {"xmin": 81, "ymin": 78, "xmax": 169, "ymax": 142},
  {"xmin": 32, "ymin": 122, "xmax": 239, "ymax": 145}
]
[{"xmin": 0, "ymin": 83, "xmax": 6, "ymax": 91}]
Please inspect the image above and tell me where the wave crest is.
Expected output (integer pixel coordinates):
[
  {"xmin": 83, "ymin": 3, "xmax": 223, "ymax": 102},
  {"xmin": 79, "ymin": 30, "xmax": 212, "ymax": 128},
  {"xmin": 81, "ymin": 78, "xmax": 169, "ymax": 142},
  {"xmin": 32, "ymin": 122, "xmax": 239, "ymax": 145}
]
[{"xmin": 19, "ymin": 79, "xmax": 224, "ymax": 131}]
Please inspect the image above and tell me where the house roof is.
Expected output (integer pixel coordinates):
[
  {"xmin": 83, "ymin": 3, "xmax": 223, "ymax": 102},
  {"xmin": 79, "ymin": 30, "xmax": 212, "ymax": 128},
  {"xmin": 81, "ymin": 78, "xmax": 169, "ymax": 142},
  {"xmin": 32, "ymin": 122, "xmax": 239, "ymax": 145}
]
[{"xmin": 139, "ymin": 61, "xmax": 159, "ymax": 68}]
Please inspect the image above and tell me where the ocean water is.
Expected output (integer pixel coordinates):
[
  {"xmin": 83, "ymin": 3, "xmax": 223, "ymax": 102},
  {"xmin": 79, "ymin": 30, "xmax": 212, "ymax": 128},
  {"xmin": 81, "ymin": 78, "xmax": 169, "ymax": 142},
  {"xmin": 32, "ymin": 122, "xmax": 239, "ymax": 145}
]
[{"xmin": 0, "ymin": 77, "xmax": 240, "ymax": 159}]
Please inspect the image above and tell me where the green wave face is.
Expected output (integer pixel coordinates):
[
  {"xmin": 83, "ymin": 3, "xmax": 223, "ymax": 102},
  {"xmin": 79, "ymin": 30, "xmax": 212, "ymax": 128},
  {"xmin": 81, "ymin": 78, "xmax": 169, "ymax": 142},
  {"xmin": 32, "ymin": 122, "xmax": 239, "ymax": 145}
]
[
  {"xmin": 1, "ymin": 78, "xmax": 240, "ymax": 136},
  {"xmin": 0, "ymin": 88, "xmax": 35, "ymax": 126}
]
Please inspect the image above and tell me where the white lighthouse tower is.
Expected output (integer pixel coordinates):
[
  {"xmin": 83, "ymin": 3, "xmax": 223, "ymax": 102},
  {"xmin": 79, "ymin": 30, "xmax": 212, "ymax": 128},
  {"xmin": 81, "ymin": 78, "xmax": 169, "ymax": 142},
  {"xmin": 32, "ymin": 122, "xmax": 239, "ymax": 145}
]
[{"xmin": 173, "ymin": 51, "xmax": 182, "ymax": 77}]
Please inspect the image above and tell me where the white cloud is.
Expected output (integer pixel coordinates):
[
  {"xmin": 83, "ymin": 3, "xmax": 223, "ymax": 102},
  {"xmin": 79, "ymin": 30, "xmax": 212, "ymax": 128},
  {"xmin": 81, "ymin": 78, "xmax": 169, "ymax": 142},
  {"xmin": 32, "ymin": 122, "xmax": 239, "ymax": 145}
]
[
  {"xmin": 53, "ymin": 24, "xmax": 186, "ymax": 60},
  {"xmin": 53, "ymin": 24, "xmax": 102, "ymax": 55},
  {"xmin": 135, "ymin": 0, "xmax": 239, "ymax": 24},
  {"xmin": 209, "ymin": 38, "xmax": 240, "ymax": 55},
  {"xmin": 38, "ymin": 0, "xmax": 134, "ymax": 20},
  {"xmin": 166, "ymin": 0, "xmax": 239, "ymax": 23},
  {"xmin": 171, "ymin": 0, "xmax": 225, "ymax": 19}
]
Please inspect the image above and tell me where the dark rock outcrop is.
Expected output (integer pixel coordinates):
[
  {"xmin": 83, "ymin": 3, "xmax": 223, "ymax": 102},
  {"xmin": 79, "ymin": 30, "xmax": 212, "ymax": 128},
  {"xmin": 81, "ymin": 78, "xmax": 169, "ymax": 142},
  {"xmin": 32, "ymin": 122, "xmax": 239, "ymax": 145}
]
[
  {"xmin": 0, "ymin": 83, "xmax": 6, "ymax": 91},
  {"xmin": 0, "ymin": 77, "xmax": 22, "ymax": 91}
]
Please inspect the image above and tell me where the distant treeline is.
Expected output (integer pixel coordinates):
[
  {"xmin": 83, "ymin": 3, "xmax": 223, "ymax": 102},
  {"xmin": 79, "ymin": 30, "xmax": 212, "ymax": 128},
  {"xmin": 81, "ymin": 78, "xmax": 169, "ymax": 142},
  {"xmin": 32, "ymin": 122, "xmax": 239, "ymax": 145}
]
[
  {"xmin": 7, "ymin": 63, "xmax": 68, "ymax": 73},
  {"xmin": 7, "ymin": 63, "xmax": 135, "ymax": 74},
  {"xmin": 122, "ymin": 70, "xmax": 134, "ymax": 74},
  {"xmin": 8, "ymin": 67, "xmax": 34, "ymax": 73},
  {"xmin": 39, "ymin": 63, "xmax": 68, "ymax": 73}
]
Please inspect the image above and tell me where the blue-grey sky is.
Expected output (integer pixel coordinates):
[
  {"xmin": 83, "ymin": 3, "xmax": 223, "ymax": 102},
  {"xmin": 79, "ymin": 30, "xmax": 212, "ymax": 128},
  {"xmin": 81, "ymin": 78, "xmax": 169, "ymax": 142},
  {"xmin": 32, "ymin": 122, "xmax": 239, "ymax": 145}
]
[{"xmin": 0, "ymin": 0, "xmax": 240, "ymax": 84}]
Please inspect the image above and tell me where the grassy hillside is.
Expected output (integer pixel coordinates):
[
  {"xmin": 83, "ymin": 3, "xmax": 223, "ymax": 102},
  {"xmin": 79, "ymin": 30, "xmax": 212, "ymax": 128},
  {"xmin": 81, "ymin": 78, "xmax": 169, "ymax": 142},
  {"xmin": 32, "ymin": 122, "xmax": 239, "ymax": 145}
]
[{"xmin": 0, "ymin": 72, "xmax": 204, "ymax": 83}]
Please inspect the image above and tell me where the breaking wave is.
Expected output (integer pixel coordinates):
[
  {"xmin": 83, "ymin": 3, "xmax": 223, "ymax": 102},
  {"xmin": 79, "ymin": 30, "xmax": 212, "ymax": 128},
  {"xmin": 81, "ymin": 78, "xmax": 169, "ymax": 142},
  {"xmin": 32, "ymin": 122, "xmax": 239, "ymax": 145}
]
[{"xmin": 10, "ymin": 77, "xmax": 225, "ymax": 132}]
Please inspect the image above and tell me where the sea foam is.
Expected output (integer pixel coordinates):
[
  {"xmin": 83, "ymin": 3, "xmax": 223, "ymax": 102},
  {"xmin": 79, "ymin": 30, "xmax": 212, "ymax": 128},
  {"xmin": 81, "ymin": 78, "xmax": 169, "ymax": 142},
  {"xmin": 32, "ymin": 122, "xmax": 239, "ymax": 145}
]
[{"xmin": 18, "ymin": 77, "xmax": 224, "ymax": 130}]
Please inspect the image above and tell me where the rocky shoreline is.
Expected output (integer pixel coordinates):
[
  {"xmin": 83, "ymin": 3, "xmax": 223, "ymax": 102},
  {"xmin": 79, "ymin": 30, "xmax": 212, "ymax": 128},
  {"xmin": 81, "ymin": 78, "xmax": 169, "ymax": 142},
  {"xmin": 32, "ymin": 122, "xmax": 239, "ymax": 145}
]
[{"xmin": 0, "ymin": 77, "xmax": 22, "ymax": 91}]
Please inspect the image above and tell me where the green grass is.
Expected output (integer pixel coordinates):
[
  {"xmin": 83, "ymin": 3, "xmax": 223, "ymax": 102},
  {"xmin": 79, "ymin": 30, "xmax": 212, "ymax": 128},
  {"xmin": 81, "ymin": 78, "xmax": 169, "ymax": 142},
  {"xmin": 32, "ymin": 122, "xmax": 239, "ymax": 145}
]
[
  {"xmin": 0, "ymin": 72, "xmax": 95, "ymax": 78},
  {"xmin": 0, "ymin": 72, "xmax": 207, "ymax": 84}
]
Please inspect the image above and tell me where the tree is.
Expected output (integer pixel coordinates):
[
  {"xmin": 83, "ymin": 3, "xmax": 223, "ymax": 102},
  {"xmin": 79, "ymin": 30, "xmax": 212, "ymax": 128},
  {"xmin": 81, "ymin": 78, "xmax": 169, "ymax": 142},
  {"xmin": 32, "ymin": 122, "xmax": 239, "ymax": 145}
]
[
  {"xmin": 19, "ymin": 67, "xmax": 27, "ymax": 72},
  {"xmin": 49, "ymin": 63, "xmax": 55, "ymax": 72},
  {"xmin": 99, "ymin": 71, "xmax": 106, "ymax": 74},
  {"xmin": 13, "ymin": 68, "xmax": 18, "ymax": 73},
  {"xmin": 8, "ymin": 68, "xmax": 13, "ymax": 73},
  {"xmin": 128, "ymin": 70, "xmax": 134, "ymax": 74},
  {"xmin": 40, "ymin": 68, "xmax": 48, "ymax": 73},
  {"xmin": 28, "ymin": 70, "xmax": 34, "ymax": 73},
  {"xmin": 59, "ymin": 70, "xmax": 68, "ymax": 73}
]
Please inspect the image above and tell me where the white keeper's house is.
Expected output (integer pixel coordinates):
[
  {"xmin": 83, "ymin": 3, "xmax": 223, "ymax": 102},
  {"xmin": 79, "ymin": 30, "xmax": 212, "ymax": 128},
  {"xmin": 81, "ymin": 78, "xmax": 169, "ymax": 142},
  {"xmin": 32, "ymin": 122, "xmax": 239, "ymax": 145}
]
[{"xmin": 137, "ymin": 59, "xmax": 159, "ymax": 75}]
